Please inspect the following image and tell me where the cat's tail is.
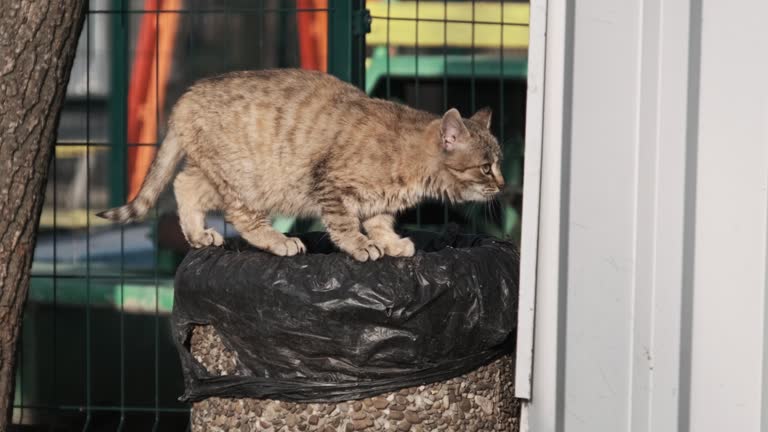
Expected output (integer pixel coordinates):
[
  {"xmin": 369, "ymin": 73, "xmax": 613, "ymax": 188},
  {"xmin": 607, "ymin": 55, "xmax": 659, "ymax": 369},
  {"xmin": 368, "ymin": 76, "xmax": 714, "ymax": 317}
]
[{"xmin": 96, "ymin": 130, "xmax": 184, "ymax": 223}]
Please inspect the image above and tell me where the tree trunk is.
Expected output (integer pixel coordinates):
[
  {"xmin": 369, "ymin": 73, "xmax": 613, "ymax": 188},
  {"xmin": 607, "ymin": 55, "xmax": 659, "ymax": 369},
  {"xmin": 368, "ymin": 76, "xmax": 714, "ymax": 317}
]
[{"xmin": 0, "ymin": 1, "xmax": 87, "ymax": 428}]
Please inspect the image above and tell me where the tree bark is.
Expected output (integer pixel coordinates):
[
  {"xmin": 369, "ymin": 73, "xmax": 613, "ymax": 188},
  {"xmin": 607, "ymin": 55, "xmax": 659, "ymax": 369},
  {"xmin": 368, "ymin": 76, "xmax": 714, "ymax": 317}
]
[{"xmin": 0, "ymin": 1, "xmax": 87, "ymax": 428}]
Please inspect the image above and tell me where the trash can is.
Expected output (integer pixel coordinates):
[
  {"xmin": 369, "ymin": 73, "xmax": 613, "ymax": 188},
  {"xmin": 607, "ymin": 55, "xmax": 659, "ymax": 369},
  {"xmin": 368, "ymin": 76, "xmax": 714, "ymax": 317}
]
[{"xmin": 173, "ymin": 229, "xmax": 521, "ymax": 432}]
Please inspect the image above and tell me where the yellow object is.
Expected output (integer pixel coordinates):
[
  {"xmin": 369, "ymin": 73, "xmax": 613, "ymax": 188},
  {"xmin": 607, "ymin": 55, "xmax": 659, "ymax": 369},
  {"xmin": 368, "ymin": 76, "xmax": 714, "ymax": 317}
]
[
  {"xmin": 129, "ymin": 0, "xmax": 182, "ymax": 201},
  {"xmin": 39, "ymin": 208, "xmax": 111, "ymax": 229},
  {"xmin": 54, "ymin": 144, "xmax": 106, "ymax": 159},
  {"xmin": 367, "ymin": 1, "xmax": 529, "ymax": 49}
]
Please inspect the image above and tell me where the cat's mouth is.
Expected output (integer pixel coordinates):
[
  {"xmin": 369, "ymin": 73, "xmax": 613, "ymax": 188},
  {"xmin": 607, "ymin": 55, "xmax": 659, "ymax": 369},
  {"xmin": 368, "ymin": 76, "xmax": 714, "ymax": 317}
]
[{"xmin": 458, "ymin": 186, "xmax": 500, "ymax": 202}]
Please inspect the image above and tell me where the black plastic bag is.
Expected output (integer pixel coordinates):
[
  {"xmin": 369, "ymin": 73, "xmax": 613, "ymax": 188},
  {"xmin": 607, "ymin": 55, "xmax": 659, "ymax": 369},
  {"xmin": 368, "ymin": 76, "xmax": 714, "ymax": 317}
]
[{"xmin": 173, "ymin": 228, "xmax": 519, "ymax": 402}]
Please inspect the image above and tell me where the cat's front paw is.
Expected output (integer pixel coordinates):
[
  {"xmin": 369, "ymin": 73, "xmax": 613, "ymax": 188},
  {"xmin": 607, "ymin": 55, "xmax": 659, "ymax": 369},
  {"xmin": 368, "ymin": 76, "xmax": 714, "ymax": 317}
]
[
  {"xmin": 267, "ymin": 237, "xmax": 306, "ymax": 256},
  {"xmin": 348, "ymin": 240, "xmax": 383, "ymax": 262},
  {"xmin": 380, "ymin": 237, "xmax": 415, "ymax": 257},
  {"xmin": 188, "ymin": 228, "xmax": 224, "ymax": 248}
]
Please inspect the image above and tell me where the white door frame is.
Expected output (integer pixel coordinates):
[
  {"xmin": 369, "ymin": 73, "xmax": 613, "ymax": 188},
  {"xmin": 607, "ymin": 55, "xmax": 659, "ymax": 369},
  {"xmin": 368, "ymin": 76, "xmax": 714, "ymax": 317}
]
[
  {"xmin": 515, "ymin": 0, "xmax": 570, "ymax": 419},
  {"xmin": 514, "ymin": 0, "xmax": 549, "ymax": 402}
]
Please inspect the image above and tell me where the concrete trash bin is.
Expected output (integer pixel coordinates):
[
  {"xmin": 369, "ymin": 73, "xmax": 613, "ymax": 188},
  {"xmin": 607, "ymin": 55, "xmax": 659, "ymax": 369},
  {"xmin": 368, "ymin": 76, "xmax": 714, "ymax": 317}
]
[
  {"xmin": 173, "ymin": 230, "xmax": 521, "ymax": 431},
  {"xmin": 189, "ymin": 326, "xmax": 520, "ymax": 432}
]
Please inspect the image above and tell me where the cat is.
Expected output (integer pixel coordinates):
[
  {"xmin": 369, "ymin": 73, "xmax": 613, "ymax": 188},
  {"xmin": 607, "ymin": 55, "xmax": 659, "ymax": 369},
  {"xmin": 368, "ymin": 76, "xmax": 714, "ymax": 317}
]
[{"xmin": 97, "ymin": 69, "xmax": 505, "ymax": 261}]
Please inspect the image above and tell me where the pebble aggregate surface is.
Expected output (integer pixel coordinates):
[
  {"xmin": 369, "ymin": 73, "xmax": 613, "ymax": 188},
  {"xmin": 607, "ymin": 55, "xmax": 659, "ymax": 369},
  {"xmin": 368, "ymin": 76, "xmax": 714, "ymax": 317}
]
[{"xmin": 190, "ymin": 326, "xmax": 520, "ymax": 432}]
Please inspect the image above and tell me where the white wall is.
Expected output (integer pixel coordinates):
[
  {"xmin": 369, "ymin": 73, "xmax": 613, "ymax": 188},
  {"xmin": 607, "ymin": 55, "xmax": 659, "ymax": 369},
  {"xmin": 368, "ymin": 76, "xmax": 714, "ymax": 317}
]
[
  {"xmin": 523, "ymin": 0, "xmax": 768, "ymax": 431},
  {"xmin": 690, "ymin": 0, "xmax": 768, "ymax": 429}
]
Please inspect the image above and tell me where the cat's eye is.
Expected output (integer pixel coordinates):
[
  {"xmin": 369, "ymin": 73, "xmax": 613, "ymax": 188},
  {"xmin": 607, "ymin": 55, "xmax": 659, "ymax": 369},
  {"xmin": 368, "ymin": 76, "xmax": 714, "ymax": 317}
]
[{"xmin": 481, "ymin": 164, "xmax": 492, "ymax": 175}]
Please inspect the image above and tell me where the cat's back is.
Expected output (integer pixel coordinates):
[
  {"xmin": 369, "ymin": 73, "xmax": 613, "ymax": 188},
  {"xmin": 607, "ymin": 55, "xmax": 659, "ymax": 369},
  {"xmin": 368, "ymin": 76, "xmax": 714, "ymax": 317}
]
[
  {"xmin": 171, "ymin": 69, "xmax": 368, "ymax": 150},
  {"xmin": 178, "ymin": 69, "xmax": 363, "ymax": 109},
  {"xmin": 169, "ymin": 70, "xmax": 374, "ymax": 214}
]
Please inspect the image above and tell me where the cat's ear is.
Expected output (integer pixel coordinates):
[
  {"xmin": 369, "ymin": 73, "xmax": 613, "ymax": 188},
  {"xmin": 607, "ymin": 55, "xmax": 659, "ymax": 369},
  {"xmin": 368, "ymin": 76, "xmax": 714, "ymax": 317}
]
[
  {"xmin": 440, "ymin": 108, "xmax": 468, "ymax": 151},
  {"xmin": 470, "ymin": 107, "xmax": 492, "ymax": 129}
]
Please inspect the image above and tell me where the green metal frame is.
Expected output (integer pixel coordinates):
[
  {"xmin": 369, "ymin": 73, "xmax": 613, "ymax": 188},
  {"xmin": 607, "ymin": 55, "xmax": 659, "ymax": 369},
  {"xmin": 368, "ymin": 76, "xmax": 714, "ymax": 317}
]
[
  {"xmin": 327, "ymin": 0, "xmax": 369, "ymax": 89},
  {"xmin": 109, "ymin": 0, "xmax": 128, "ymax": 208},
  {"xmin": 28, "ymin": 272, "xmax": 174, "ymax": 314},
  {"xmin": 365, "ymin": 46, "xmax": 527, "ymax": 94}
]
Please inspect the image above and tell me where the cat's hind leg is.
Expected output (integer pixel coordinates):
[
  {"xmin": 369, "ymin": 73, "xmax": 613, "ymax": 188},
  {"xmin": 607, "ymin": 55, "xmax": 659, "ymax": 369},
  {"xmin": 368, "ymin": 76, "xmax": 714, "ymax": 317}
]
[
  {"xmin": 198, "ymin": 168, "xmax": 305, "ymax": 256},
  {"xmin": 226, "ymin": 207, "xmax": 306, "ymax": 256},
  {"xmin": 174, "ymin": 167, "xmax": 225, "ymax": 248},
  {"xmin": 363, "ymin": 214, "xmax": 415, "ymax": 257}
]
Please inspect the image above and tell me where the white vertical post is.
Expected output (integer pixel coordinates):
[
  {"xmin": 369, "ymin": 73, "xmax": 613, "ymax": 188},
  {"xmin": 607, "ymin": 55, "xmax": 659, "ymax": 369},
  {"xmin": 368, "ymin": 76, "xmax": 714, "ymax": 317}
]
[
  {"xmin": 519, "ymin": 0, "xmax": 572, "ymax": 428},
  {"xmin": 515, "ymin": 0, "xmax": 548, "ymax": 400}
]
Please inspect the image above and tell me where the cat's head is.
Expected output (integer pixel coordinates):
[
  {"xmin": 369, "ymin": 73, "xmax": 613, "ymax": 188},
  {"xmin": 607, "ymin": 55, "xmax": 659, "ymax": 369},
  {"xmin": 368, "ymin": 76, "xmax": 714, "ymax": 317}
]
[{"xmin": 436, "ymin": 108, "xmax": 505, "ymax": 202}]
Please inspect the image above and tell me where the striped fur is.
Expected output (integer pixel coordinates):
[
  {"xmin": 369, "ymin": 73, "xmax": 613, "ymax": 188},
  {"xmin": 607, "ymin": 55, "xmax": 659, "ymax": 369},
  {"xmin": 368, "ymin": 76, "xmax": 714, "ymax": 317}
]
[
  {"xmin": 97, "ymin": 69, "xmax": 504, "ymax": 261},
  {"xmin": 96, "ymin": 131, "xmax": 182, "ymax": 223}
]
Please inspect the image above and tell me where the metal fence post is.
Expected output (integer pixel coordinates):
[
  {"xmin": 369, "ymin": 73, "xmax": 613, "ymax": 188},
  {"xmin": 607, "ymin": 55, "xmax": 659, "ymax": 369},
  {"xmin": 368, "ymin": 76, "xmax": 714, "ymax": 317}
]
[
  {"xmin": 109, "ymin": 0, "xmax": 128, "ymax": 208},
  {"xmin": 327, "ymin": 0, "xmax": 370, "ymax": 89}
]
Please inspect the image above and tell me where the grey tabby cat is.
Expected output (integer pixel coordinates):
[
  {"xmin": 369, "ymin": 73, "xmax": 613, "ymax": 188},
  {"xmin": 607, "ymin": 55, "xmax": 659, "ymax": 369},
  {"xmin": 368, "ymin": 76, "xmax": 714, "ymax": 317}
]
[{"xmin": 98, "ymin": 69, "xmax": 505, "ymax": 261}]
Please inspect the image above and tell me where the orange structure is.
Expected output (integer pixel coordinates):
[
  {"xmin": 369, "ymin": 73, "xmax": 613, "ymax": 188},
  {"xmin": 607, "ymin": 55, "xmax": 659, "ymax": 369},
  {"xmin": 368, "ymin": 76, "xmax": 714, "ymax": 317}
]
[
  {"xmin": 127, "ymin": 0, "xmax": 181, "ymax": 201},
  {"xmin": 129, "ymin": 0, "xmax": 325, "ymax": 200},
  {"xmin": 296, "ymin": 0, "xmax": 328, "ymax": 71}
]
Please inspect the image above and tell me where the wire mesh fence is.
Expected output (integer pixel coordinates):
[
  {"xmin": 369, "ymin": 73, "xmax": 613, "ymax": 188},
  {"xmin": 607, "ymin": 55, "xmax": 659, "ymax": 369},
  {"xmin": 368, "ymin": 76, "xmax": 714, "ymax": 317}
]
[
  {"xmin": 366, "ymin": 0, "xmax": 528, "ymax": 238},
  {"xmin": 13, "ymin": 1, "xmax": 528, "ymax": 430}
]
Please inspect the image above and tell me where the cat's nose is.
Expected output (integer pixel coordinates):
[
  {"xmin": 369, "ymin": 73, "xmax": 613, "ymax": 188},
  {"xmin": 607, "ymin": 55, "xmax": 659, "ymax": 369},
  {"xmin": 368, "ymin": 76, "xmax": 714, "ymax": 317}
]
[{"xmin": 495, "ymin": 176, "xmax": 505, "ymax": 189}]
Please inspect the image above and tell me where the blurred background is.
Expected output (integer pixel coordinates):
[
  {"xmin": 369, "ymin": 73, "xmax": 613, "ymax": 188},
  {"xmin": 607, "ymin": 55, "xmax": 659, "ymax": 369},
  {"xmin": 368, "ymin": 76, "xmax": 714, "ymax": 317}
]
[{"xmin": 14, "ymin": 1, "xmax": 529, "ymax": 430}]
